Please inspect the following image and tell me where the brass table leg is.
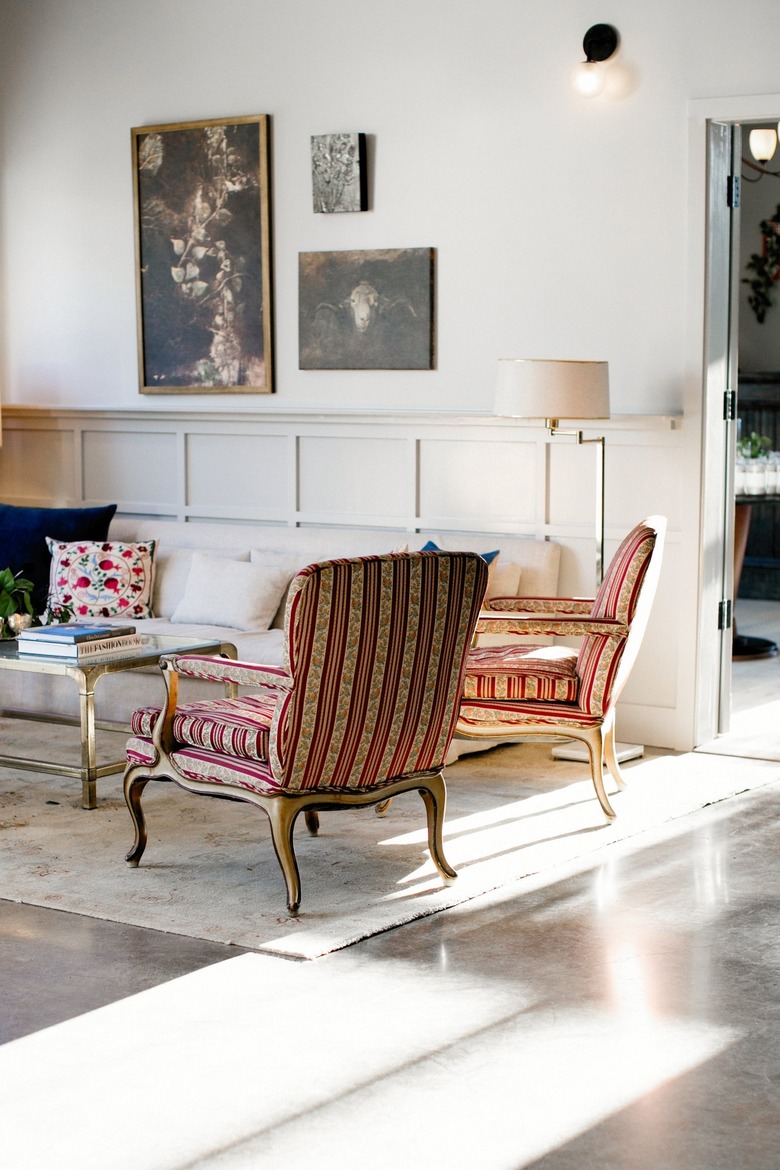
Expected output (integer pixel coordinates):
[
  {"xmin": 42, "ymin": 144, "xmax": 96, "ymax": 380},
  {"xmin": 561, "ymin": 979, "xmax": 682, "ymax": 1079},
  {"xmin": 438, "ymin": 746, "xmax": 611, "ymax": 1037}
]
[{"xmin": 76, "ymin": 676, "xmax": 99, "ymax": 810}]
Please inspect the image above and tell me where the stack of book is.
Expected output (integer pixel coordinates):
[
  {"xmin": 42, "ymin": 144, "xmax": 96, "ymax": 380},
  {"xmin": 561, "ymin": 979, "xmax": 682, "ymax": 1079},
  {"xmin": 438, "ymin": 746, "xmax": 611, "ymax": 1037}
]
[{"xmin": 16, "ymin": 622, "xmax": 143, "ymax": 659}]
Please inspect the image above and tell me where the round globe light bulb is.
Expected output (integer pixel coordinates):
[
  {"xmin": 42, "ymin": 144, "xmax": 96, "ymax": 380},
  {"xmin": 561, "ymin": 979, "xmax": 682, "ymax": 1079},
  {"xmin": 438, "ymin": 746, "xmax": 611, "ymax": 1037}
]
[
  {"xmin": 573, "ymin": 61, "xmax": 606, "ymax": 98},
  {"xmin": 749, "ymin": 127, "xmax": 778, "ymax": 164}
]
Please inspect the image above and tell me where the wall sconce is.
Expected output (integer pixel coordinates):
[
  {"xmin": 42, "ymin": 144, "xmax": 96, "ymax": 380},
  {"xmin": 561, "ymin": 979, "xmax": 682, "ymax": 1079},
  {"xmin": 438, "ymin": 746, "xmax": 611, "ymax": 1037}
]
[
  {"xmin": 749, "ymin": 127, "xmax": 778, "ymax": 165},
  {"xmin": 573, "ymin": 23, "xmax": 620, "ymax": 98}
]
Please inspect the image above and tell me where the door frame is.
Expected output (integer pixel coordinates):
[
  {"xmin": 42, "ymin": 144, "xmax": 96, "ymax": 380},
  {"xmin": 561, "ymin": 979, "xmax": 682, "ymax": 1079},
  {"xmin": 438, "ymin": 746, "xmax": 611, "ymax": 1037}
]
[{"xmin": 688, "ymin": 94, "xmax": 780, "ymax": 747}]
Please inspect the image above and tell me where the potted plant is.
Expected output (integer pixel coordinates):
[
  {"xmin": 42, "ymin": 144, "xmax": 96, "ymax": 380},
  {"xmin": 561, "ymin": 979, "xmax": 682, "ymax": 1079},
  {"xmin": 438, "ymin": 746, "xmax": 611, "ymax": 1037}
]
[
  {"xmin": 743, "ymin": 206, "xmax": 780, "ymax": 323},
  {"xmin": 0, "ymin": 567, "xmax": 36, "ymax": 636}
]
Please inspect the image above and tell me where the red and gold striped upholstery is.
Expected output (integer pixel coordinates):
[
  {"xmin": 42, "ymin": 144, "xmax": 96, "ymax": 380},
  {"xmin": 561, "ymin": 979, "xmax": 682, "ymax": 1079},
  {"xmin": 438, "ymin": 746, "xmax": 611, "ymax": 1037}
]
[
  {"xmin": 129, "ymin": 551, "xmax": 488, "ymax": 794},
  {"xmin": 123, "ymin": 551, "xmax": 488, "ymax": 911},
  {"xmin": 272, "ymin": 552, "xmax": 487, "ymax": 790},
  {"xmin": 456, "ymin": 518, "xmax": 665, "ymax": 822},
  {"xmin": 131, "ymin": 694, "xmax": 276, "ymax": 762},
  {"xmin": 463, "ymin": 522, "xmax": 657, "ymax": 722},
  {"xmin": 463, "ymin": 643, "xmax": 579, "ymax": 703}
]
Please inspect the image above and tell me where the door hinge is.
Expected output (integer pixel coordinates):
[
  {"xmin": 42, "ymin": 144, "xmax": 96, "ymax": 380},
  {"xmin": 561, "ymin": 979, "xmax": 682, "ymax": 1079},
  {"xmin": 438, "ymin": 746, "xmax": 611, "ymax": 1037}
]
[
  {"xmin": 723, "ymin": 388, "xmax": 737, "ymax": 420},
  {"xmin": 727, "ymin": 174, "xmax": 740, "ymax": 208},
  {"xmin": 718, "ymin": 599, "xmax": 733, "ymax": 630}
]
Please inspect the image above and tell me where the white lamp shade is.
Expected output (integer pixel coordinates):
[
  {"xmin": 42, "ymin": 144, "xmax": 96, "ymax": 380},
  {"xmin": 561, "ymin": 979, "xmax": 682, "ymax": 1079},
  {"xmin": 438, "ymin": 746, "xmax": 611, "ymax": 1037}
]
[
  {"xmin": 496, "ymin": 359, "xmax": 610, "ymax": 421},
  {"xmin": 749, "ymin": 127, "xmax": 777, "ymax": 164}
]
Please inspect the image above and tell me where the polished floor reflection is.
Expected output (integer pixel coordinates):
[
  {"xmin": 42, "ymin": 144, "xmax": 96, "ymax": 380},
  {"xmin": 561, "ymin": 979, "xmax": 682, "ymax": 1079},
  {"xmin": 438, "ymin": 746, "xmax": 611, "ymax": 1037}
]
[{"xmin": 1, "ymin": 767, "xmax": 779, "ymax": 1169}]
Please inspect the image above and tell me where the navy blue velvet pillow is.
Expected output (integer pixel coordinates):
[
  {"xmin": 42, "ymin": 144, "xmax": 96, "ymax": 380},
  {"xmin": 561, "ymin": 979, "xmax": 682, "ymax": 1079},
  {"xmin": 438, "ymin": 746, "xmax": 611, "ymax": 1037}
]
[
  {"xmin": 421, "ymin": 539, "xmax": 499, "ymax": 564},
  {"xmin": 0, "ymin": 503, "xmax": 117, "ymax": 613}
]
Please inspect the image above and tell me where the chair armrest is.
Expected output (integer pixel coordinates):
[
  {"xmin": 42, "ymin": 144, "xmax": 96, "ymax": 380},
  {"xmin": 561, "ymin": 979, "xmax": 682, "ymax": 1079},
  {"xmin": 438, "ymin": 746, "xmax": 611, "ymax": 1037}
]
[
  {"xmin": 486, "ymin": 596, "xmax": 594, "ymax": 615},
  {"xmin": 149, "ymin": 656, "xmax": 292, "ymax": 757},
  {"xmin": 164, "ymin": 654, "xmax": 293, "ymax": 691},
  {"xmin": 475, "ymin": 613, "xmax": 628, "ymax": 638}
]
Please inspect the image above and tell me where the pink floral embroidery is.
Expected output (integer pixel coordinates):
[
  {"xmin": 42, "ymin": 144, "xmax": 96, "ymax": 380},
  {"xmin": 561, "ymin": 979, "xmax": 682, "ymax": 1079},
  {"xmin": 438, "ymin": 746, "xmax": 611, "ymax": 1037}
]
[{"xmin": 46, "ymin": 539, "xmax": 156, "ymax": 619}]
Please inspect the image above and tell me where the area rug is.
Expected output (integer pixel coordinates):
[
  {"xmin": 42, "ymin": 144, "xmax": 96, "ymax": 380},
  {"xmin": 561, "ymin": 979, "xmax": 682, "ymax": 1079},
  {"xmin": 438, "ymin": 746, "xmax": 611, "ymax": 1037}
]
[{"xmin": 1, "ymin": 724, "xmax": 778, "ymax": 960}]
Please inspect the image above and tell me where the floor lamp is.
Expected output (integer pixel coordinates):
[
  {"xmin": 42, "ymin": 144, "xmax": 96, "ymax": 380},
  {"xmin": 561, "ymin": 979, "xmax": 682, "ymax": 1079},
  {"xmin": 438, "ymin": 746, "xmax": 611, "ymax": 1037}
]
[
  {"xmin": 495, "ymin": 358, "xmax": 644, "ymax": 764},
  {"xmin": 495, "ymin": 358, "xmax": 610, "ymax": 587}
]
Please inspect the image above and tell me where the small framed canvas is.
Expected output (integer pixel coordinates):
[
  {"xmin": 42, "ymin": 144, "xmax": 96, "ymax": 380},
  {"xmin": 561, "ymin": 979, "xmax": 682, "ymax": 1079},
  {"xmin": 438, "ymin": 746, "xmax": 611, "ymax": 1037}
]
[
  {"xmin": 311, "ymin": 133, "xmax": 368, "ymax": 213},
  {"xmin": 131, "ymin": 114, "xmax": 273, "ymax": 394},
  {"xmin": 299, "ymin": 247, "xmax": 435, "ymax": 370}
]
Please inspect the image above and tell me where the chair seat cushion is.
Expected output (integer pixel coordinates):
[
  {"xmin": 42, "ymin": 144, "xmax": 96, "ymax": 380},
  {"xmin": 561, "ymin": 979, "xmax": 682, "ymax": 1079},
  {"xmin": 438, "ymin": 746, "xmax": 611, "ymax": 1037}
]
[
  {"xmin": 464, "ymin": 643, "xmax": 579, "ymax": 702},
  {"xmin": 125, "ymin": 735, "xmax": 282, "ymax": 796},
  {"xmin": 458, "ymin": 699, "xmax": 601, "ymax": 730},
  {"xmin": 170, "ymin": 745, "xmax": 282, "ymax": 795},
  {"xmin": 131, "ymin": 694, "xmax": 277, "ymax": 761}
]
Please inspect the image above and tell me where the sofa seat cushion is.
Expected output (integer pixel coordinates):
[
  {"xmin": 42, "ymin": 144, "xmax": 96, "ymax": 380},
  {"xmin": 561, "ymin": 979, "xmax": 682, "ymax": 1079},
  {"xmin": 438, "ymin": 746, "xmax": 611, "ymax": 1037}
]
[
  {"xmin": 126, "ymin": 736, "xmax": 158, "ymax": 768},
  {"xmin": 131, "ymin": 693, "xmax": 277, "ymax": 760},
  {"xmin": 463, "ymin": 643, "xmax": 579, "ymax": 702}
]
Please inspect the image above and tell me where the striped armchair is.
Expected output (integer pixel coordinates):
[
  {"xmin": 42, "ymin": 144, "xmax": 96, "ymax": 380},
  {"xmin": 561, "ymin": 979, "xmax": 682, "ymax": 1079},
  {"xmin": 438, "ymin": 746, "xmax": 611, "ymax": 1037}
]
[
  {"xmin": 456, "ymin": 517, "xmax": 666, "ymax": 820},
  {"xmin": 124, "ymin": 551, "xmax": 488, "ymax": 913}
]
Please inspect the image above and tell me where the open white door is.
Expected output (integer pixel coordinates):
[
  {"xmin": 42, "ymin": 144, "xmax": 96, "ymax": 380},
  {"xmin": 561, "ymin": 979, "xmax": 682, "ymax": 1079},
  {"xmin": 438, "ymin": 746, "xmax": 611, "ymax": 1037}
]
[{"xmin": 702, "ymin": 120, "xmax": 741, "ymax": 733}]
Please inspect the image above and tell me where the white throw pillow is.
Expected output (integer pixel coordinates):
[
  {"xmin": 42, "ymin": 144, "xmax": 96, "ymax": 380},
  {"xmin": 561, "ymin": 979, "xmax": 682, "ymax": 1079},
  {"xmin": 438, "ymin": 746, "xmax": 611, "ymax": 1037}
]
[
  {"xmin": 171, "ymin": 551, "xmax": 292, "ymax": 631},
  {"xmin": 250, "ymin": 549, "xmax": 308, "ymax": 629},
  {"xmin": 153, "ymin": 547, "xmax": 250, "ymax": 618}
]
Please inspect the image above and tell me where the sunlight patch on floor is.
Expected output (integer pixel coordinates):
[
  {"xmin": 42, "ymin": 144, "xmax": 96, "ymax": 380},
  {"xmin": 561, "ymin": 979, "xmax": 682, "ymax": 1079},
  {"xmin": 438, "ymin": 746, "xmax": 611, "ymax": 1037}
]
[{"xmin": 0, "ymin": 951, "xmax": 737, "ymax": 1170}]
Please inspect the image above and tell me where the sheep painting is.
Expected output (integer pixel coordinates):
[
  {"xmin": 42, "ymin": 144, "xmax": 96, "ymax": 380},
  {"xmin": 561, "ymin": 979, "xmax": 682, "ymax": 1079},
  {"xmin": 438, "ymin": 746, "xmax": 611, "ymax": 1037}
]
[{"xmin": 299, "ymin": 248, "xmax": 434, "ymax": 369}]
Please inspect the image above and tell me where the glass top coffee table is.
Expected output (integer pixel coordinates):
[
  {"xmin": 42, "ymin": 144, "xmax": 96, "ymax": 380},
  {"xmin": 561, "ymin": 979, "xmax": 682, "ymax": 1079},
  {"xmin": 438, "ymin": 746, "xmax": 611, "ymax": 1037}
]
[{"xmin": 0, "ymin": 634, "xmax": 237, "ymax": 809}]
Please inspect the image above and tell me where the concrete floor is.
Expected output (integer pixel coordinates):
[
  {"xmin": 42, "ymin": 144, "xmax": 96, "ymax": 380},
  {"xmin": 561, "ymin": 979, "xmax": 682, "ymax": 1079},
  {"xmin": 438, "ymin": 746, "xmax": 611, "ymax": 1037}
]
[{"xmin": 1, "ymin": 762, "xmax": 779, "ymax": 1169}]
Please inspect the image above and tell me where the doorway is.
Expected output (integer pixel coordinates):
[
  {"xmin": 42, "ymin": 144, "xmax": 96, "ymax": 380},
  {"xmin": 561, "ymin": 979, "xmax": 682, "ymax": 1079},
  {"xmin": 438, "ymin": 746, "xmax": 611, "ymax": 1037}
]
[{"xmin": 701, "ymin": 117, "xmax": 780, "ymax": 762}]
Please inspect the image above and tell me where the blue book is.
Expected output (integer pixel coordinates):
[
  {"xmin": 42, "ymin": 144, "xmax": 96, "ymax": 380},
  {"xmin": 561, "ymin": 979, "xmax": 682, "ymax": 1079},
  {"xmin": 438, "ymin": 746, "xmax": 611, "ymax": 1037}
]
[{"xmin": 18, "ymin": 621, "xmax": 136, "ymax": 644}]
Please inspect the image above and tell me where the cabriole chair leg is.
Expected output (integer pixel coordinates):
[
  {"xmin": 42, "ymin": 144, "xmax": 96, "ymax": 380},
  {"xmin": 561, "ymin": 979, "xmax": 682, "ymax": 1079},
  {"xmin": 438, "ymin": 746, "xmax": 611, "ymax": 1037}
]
[
  {"xmin": 124, "ymin": 770, "xmax": 150, "ymax": 866},
  {"xmin": 419, "ymin": 773, "xmax": 457, "ymax": 881},
  {"xmin": 582, "ymin": 732, "xmax": 616, "ymax": 821},
  {"xmin": 267, "ymin": 800, "xmax": 303, "ymax": 915}
]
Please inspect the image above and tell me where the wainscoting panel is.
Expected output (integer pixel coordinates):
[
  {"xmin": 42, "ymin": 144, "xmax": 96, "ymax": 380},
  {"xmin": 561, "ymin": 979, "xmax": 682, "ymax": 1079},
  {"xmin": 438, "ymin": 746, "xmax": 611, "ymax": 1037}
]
[
  {"xmin": 607, "ymin": 440, "xmax": 682, "ymax": 530},
  {"xmin": 82, "ymin": 429, "xmax": 178, "ymax": 511},
  {"xmin": 547, "ymin": 441, "xmax": 602, "ymax": 530},
  {"xmin": 297, "ymin": 435, "xmax": 411, "ymax": 525},
  {"xmin": 0, "ymin": 426, "xmax": 77, "ymax": 503},
  {"xmin": 186, "ymin": 432, "xmax": 290, "ymax": 518},
  {"xmin": 419, "ymin": 438, "xmax": 538, "ymax": 531}
]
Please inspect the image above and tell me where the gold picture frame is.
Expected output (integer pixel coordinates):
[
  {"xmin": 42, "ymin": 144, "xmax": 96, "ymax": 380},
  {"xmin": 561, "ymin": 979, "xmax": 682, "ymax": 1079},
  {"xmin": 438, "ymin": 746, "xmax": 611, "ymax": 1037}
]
[{"xmin": 131, "ymin": 115, "xmax": 273, "ymax": 394}]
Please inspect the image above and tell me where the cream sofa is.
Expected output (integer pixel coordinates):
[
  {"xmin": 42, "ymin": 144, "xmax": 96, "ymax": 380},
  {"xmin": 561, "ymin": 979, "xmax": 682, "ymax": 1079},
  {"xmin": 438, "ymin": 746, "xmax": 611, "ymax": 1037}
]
[{"xmin": 7, "ymin": 518, "xmax": 561, "ymax": 729}]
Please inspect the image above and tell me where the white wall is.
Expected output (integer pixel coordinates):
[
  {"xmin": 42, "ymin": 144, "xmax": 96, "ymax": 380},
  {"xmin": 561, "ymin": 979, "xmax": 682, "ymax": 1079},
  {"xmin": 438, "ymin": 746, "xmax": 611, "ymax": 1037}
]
[{"xmin": 1, "ymin": 0, "xmax": 778, "ymax": 417}]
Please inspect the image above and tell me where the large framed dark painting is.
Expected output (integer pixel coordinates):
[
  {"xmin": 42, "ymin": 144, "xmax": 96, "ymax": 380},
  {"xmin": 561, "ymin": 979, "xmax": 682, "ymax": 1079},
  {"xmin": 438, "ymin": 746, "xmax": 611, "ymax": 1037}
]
[
  {"xmin": 132, "ymin": 115, "xmax": 273, "ymax": 394},
  {"xmin": 298, "ymin": 247, "xmax": 435, "ymax": 370}
]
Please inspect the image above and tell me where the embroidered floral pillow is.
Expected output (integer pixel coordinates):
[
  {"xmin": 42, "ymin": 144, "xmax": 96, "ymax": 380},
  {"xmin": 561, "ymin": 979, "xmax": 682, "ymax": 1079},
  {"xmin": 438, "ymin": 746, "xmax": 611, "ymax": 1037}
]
[{"xmin": 46, "ymin": 539, "xmax": 156, "ymax": 619}]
